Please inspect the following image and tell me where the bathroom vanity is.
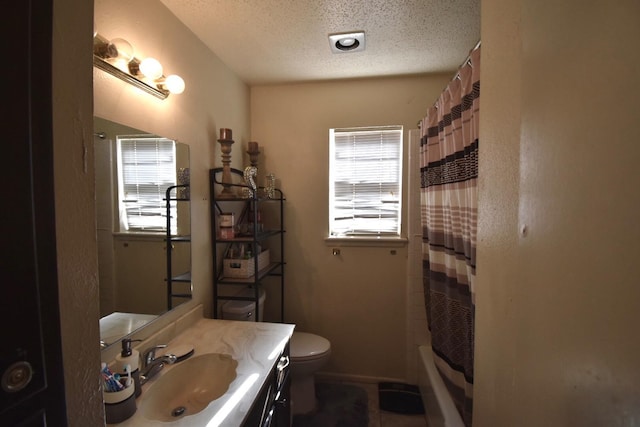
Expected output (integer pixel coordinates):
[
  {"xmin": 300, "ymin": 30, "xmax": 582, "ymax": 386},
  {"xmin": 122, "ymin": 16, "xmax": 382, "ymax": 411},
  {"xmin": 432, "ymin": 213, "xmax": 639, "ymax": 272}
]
[
  {"xmin": 242, "ymin": 341, "xmax": 291, "ymax": 427},
  {"xmin": 106, "ymin": 307, "xmax": 294, "ymax": 426}
]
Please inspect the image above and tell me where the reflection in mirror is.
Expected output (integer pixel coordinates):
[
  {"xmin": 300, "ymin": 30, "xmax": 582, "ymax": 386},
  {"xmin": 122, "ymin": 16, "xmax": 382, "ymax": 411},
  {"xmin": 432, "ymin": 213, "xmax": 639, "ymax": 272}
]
[{"xmin": 94, "ymin": 117, "xmax": 191, "ymax": 349}]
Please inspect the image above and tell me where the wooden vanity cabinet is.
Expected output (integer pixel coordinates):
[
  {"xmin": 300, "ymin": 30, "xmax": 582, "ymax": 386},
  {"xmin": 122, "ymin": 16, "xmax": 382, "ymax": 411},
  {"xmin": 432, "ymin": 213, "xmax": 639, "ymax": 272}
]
[{"xmin": 243, "ymin": 342, "xmax": 291, "ymax": 427}]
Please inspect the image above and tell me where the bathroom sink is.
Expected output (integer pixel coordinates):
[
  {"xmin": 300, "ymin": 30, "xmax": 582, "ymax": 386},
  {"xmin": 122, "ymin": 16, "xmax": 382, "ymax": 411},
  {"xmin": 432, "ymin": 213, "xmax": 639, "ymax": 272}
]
[{"xmin": 139, "ymin": 353, "xmax": 238, "ymax": 422}]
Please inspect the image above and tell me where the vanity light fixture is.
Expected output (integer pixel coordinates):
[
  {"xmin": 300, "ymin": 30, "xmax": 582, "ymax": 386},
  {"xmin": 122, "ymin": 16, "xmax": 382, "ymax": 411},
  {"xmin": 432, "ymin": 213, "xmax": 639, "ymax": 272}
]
[
  {"xmin": 93, "ymin": 33, "xmax": 185, "ymax": 99},
  {"xmin": 328, "ymin": 31, "xmax": 366, "ymax": 53}
]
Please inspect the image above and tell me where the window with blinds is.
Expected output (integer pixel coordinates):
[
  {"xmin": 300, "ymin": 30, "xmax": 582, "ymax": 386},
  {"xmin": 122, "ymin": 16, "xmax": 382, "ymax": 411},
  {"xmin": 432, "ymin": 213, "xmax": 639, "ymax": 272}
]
[
  {"xmin": 329, "ymin": 126, "xmax": 403, "ymax": 237},
  {"xmin": 116, "ymin": 136, "xmax": 177, "ymax": 232}
]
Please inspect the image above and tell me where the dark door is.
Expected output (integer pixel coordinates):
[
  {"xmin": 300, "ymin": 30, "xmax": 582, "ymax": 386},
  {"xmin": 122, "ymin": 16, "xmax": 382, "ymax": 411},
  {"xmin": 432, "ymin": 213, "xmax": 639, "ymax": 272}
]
[{"xmin": 1, "ymin": 2, "xmax": 68, "ymax": 425}]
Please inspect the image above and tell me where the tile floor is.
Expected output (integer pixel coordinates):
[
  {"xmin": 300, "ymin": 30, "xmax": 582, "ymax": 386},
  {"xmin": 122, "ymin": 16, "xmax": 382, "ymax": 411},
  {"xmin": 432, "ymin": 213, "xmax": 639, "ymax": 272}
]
[{"xmin": 330, "ymin": 381, "xmax": 428, "ymax": 427}]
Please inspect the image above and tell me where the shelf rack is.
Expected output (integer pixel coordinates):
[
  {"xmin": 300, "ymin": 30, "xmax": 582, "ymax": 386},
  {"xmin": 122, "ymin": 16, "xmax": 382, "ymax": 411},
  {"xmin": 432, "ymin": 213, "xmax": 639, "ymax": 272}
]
[
  {"xmin": 209, "ymin": 167, "xmax": 285, "ymax": 322},
  {"xmin": 165, "ymin": 183, "xmax": 192, "ymax": 310}
]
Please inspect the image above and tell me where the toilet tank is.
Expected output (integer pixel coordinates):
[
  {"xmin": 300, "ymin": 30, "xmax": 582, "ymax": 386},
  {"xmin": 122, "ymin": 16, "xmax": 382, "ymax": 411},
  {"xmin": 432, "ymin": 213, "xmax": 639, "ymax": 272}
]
[{"xmin": 222, "ymin": 286, "xmax": 266, "ymax": 321}]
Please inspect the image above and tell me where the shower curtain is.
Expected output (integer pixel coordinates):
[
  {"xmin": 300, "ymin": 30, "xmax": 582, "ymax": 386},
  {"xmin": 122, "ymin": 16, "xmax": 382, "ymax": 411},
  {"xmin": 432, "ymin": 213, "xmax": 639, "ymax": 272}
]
[{"xmin": 419, "ymin": 44, "xmax": 480, "ymax": 426}]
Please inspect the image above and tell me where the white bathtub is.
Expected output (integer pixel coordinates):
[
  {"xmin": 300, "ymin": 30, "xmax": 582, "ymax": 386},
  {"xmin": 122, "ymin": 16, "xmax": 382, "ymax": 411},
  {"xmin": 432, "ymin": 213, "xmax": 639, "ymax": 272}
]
[{"xmin": 417, "ymin": 345, "xmax": 464, "ymax": 427}]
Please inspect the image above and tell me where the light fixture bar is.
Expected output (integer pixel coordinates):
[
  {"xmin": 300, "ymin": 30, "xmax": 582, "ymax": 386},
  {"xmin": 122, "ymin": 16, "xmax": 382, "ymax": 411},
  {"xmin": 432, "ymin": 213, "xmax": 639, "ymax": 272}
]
[{"xmin": 93, "ymin": 55, "xmax": 169, "ymax": 99}]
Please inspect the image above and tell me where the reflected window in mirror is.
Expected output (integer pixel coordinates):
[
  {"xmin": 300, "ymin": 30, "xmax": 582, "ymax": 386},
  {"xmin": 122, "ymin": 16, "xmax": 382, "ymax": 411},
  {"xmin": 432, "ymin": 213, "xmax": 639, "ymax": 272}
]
[{"xmin": 116, "ymin": 136, "xmax": 177, "ymax": 232}]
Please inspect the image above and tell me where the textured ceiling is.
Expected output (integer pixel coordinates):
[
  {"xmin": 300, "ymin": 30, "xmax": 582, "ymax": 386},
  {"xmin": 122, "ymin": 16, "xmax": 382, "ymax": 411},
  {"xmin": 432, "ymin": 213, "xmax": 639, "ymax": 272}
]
[{"xmin": 160, "ymin": 0, "xmax": 480, "ymax": 85}]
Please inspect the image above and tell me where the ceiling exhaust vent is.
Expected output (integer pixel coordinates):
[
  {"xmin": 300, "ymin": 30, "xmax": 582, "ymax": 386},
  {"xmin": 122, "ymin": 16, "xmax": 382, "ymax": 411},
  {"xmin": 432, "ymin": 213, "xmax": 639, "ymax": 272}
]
[{"xmin": 329, "ymin": 31, "xmax": 365, "ymax": 53}]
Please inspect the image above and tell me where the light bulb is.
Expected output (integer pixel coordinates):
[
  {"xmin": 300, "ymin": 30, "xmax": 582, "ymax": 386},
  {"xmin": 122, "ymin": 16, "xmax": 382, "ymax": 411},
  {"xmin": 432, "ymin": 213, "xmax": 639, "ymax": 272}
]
[
  {"xmin": 109, "ymin": 38, "xmax": 134, "ymax": 62},
  {"xmin": 340, "ymin": 38, "xmax": 356, "ymax": 47},
  {"xmin": 165, "ymin": 75, "xmax": 185, "ymax": 94},
  {"xmin": 139, "ymin": 58, "xmax": 163, "ymax": 80}
]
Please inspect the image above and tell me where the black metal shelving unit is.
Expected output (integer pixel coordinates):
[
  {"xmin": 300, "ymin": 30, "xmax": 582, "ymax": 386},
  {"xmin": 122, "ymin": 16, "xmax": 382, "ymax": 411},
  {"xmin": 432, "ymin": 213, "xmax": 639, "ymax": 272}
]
[
  {"xmin": 209, "ymin": 167, "xmax": 285, "ymax": 322},
  {"xmin": 165, "ymin": 184, "xmax": 192, "ymax": 310}
]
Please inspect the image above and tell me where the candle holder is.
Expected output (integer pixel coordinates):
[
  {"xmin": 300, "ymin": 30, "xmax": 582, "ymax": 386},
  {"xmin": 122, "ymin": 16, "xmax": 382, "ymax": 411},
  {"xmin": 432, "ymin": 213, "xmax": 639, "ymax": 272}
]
[
  {"xmin": 247, "ymin": 141, "xmax": 260, "ymax": 168},
  {"xmin": 217, "ymin": 128, "xmax": 235, "ymax": 199}
]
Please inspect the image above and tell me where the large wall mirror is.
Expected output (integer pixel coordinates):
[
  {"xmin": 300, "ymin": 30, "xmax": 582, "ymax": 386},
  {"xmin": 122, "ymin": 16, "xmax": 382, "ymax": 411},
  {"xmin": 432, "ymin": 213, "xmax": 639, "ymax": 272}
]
[{"xmin": 94, "ymin": 117, "xmax": 191, "ymax": 349}]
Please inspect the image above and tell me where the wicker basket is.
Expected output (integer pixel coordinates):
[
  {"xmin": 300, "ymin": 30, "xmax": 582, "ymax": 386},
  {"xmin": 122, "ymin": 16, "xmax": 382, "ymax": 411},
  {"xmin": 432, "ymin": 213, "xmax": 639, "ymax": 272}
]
[{"xmin": 223, "ymin": 250, "xmax": 270, "ymax": 278}]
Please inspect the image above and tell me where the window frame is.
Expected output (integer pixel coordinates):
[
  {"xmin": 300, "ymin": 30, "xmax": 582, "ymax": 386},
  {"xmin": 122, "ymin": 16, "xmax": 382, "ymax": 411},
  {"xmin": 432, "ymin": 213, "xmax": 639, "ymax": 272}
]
[
  {"xmin": 115, "ymin": 135, "xmax": 178, "ymax": 234},
  {"xmin": 327, "ymin": 125, "xmax": 405, "ymax": 244}
]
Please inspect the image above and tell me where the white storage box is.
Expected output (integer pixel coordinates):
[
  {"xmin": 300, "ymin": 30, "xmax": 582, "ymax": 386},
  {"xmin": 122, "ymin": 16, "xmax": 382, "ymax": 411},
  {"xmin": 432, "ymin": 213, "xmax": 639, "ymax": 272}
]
[
  {"xmin": 222, "ymin": 287, "xmax": 266, "ymax": 321},
  {"xmin": 223, "ymin": 249, "xmax": 270, "ymax": 278}
]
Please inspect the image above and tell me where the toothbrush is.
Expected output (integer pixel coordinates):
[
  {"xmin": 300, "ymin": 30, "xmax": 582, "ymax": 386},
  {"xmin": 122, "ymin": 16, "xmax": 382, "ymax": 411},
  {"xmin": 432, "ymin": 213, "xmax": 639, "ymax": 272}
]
[
  {"xmin": 124, "ymin": 364, "xmax": 133, "ymax": 387},
  {"xmin": 101, "ymin": 364, "xmax": 124, "ymax": 391}
]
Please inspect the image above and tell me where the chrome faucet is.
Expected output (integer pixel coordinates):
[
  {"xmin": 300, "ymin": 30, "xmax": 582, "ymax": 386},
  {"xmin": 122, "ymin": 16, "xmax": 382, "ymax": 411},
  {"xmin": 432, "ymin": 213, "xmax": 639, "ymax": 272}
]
[{"xmin": 140, "ymin": 344, "xmax": 177, "ymax": 385}]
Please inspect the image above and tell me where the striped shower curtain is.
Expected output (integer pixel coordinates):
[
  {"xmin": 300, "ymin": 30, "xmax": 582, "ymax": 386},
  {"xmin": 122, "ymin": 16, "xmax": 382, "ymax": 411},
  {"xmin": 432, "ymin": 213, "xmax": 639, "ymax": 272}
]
[{"xmin": 419, "ymin": 45, "xmax": 480, "ymax": 426}]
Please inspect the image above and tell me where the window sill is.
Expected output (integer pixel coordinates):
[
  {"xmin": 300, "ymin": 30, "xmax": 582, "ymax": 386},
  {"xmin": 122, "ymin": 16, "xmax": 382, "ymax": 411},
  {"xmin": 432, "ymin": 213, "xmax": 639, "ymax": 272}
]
[
  {"xmin": 324, "ymin": 235, "xmax": 408, "ymax": 248},
  {"xmin": 112, "ymin": 231, "xmax": 165, "ymax": 242}
]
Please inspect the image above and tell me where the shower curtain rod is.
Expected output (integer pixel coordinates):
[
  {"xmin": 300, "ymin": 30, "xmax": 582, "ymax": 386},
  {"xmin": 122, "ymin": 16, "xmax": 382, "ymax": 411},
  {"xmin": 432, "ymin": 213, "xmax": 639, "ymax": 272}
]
[
  {"xmin": 417, "ymin": 40, "xmax": 482, "ymax": 129},
  {"xmin": 452, "ymin": 39, "xmax": 481, "ymax": 81}
]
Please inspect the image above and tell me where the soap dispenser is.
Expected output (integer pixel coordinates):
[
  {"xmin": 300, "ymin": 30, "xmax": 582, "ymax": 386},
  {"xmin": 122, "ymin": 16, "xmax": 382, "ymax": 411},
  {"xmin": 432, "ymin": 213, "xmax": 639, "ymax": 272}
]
[{"xmin": 114, "ymin": 339, "xmax": 141, "ymax": 397}]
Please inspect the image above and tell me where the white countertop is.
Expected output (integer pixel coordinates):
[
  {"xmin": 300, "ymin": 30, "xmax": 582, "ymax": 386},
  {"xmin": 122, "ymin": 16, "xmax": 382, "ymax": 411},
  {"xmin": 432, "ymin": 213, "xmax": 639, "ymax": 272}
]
[{"xmin": 112, "ymin": 318, "xmax": 295, "ymax": 427}]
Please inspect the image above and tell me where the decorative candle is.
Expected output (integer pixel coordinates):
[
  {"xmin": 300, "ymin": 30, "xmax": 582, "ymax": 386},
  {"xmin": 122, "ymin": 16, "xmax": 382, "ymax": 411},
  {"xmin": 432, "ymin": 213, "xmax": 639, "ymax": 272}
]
[
  {"xmin": 220, "ymin": 128, "xmax": 232, "ymax": 140},
  {"xmin": 248, "ymin": 141, "xmax": 259, "ymax": 152}
]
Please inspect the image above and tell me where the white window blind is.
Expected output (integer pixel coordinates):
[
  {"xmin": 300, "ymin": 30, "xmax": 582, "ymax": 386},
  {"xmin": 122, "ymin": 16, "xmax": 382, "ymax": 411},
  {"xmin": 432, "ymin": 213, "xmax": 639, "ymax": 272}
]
[
  {"xmin": 116, "ymin": 136, "xmax": 177, "ymax": 232},
  {"xmin": 329, "ymin": 126, "xmax": 403, "ymax": 236}
]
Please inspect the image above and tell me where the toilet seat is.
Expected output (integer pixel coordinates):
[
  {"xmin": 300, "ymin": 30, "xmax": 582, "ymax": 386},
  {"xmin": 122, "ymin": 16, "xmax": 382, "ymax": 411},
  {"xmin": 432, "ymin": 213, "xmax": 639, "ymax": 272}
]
[{"xmin": 291, "ymin": 332, "xmax": 331, "ymax": 362}]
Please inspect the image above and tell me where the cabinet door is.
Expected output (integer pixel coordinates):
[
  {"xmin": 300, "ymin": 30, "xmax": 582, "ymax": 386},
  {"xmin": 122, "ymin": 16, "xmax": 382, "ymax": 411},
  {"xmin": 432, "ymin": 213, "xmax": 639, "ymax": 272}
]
[
  {"xmin": 242, "ymin": 345, "xmax": 291, "ymax": 427},
  {"xmin": 273, "ymin": 347, "xmax": 291, "ymax": 427},
  {"xmin": 1, "ymin": 2, "xmax": 67, "ymax": 425},
  {"xmin": 273, "ymin": 373, "xmax": 291, "ymax": 427}
]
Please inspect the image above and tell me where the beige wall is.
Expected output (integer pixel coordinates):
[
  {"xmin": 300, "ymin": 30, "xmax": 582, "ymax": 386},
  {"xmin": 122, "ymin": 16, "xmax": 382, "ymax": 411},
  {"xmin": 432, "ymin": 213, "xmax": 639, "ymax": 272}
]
[
  {"xmin": 53, "ymin": 0, "xmax": 103, "ymax": 425},
  {"xmin": 476, "ymin": 0, "xmax": 640, "ymax": 425},
  {"xmin": 55, "ymin": 0, "xmax": 249, "ymax": 425},
  {"xmin": 250, "ymin": 75, "xmax": 450, "ymax": 380}
]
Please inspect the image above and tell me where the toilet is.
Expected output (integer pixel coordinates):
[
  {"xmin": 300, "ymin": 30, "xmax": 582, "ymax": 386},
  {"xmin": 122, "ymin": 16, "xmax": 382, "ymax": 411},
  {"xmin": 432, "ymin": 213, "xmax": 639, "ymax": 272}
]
[{"xmin": 289, "ymin": 331, "xmax": 331, "ymax": 415}]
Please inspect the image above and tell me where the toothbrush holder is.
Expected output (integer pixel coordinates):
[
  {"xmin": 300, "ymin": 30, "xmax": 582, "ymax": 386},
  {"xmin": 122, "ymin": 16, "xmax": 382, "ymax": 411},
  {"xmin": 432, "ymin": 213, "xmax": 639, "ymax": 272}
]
[{"xmin": 104, "ymin": 382, "xmax": 136, "ymax": 424}]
